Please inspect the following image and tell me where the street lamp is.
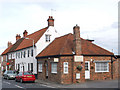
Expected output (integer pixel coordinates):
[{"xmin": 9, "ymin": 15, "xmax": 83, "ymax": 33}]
[{"xmin": 25, "ymin": 37, "xmax": 34, "ymax": 73}]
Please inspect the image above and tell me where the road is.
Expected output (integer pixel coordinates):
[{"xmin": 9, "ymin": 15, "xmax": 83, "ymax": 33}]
[{"xmin": 2, "ymin": 78, "xmax": 53, "ymax": 89}]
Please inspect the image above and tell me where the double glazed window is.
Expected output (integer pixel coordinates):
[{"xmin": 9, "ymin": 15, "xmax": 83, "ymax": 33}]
[
  {"xmin": 64, "ymin": 62, "xmax": 68, "ymax": 74},
  {"xmin": 31, "ymin": 49, "xmax": 33, "ymax": 57},
  {"xmin": 51, "ymin": 63, "xmax": 57, "ymax": 73},
  {"xmin": 95, "ymin": 62, "xmax": 109, "ymax": 72},
  {"xmin": 45, "ymin": 34, "xmax": 51, "ymax": 42},
  {"xmin": 38, "ymin": 63, "xmax": 42, "ymax": 72}
]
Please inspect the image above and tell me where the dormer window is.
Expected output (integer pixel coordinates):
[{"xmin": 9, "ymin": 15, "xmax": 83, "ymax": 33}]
[{"xmin": 45, "ymin": 34, "xmax": 51, "ymax": 42}]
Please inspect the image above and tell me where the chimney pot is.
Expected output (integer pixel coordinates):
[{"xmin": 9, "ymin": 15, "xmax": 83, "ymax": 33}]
[
  {"xmin": 16, "ymin": 34, "xmax": 21, "ymax": 41},
  {"xmin": 8, "ymin": 41, "xmax": 12, "ymax": 47},
  {"xmin": 23, "ymin": 30, "xmax": 28, "ymax": 37},
  {"xmin": 47, "ymin": 16, "xmax": 54, "ymax": 27}
]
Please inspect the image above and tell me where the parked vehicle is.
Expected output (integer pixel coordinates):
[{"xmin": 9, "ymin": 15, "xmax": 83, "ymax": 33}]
[
  {"xmin": 3, "ymin": 70, "xmax": 17, "ymax": 80},
  {"xmin": 15, "ymin": 72, "xmax": 35, "ymax": 83}
]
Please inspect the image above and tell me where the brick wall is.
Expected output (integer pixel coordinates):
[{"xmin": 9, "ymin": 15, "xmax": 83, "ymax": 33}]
[
  {"xmin": 84, "ymin": 56, "xmax": 112, "ymax": 80},
  {"xmin": 37, "ymin": 56, "xmax": 85, "ymax": 84},
  {"xmin": 37, "ymin": 55, "xmax": 118, "ymax": 84},
  {"xmin": 37, "ymin": 57, "xmax": 61, "ymax": 83},
  {"xmin": 113, "ymin": 58, "xmax": 119, "ymax": 79}
]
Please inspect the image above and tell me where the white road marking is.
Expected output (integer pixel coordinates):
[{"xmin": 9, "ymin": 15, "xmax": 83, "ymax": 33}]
[
  {"xmin": 3, "ymin": 81, "xmax": 11, "ymax": 85},
  {"xmin": 41, "ymin": 84, "xmax": 55, "ymax": 88},
  {"xmin": 15, "ymin": 85, "xmax": 23, "ymax": 88}
]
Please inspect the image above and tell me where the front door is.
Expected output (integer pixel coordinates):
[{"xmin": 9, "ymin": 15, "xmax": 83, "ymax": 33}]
[
  {"xmin": 85, "ymin": 61, "xmax": 90, "ymax": 79},
  {"xmin": 45, "ymin": 62, "xmax": 48, "ymax": 79}
]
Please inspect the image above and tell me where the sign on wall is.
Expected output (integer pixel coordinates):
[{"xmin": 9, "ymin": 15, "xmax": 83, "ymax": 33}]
[
  {"xmin": 74, "ymin": 56, "xmax": 83, "ymax": 62},
  {"xmin": 76, "ymin": 73, "xmax": 80, "ymax": 79},
  {"xmin": 54, "ymin": 58, "xmax": 59, "ymax": 62}
]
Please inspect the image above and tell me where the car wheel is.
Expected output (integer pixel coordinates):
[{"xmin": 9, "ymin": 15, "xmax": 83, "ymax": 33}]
[
  {"xmin": 33, "ymin": 81, "xmax": 35, "ymax": 83},
  {"xmin": 7, "ymin": 77, "xmax": 9, "ymax": 80},
  {"xmin": 20, "ymin": 79, "xmax": 23, "ymax": 83},
  {"xmin": 15, "ymin": 78, "xmax": 17, "ymax": 82}
]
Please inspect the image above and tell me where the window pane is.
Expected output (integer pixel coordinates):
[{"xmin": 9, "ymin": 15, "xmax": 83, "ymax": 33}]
[
  {"xmin": 96, "ymin": 62, "xmax": 108, "ymax": 72},
  {"xmin": 51, "ymin": 63, "xmax": 57, "ymax": 73}
]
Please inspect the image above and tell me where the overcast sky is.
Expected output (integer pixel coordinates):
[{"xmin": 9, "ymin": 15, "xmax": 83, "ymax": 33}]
[{"xmin": 0, "ymin": 0, "xmax": 119, "ymax": 55}]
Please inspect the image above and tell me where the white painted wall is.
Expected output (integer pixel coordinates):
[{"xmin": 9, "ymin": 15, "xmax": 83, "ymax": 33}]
[
  {"xmin": 14, "ymin": 26, "xmax": 59, "ymax": 74},
  {"xmin": 36, "ymin": 26, "xmax": 59, "ymax": 55}
]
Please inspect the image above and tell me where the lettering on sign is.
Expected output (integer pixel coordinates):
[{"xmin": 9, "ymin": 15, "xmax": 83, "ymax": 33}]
[{"xmin": 74, "ymin": 56, "xmax": 83, "ymax": 62}]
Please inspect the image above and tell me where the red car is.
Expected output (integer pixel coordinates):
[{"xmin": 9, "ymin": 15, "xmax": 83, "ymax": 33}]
[{"xmin": 15, "ymin": 72, "xmax": 35, "ymax": 83}]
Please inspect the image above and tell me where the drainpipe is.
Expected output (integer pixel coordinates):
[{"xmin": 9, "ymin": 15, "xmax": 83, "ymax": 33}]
[{"xmin": 111, "ymin": 56, "xmax": 113, "ymax": 79}]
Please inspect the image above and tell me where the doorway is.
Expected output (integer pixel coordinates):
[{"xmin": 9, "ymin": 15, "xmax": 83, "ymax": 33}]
[{"xmin": 85, "ymin": 61, "xmax": 90, "ymax": 79}]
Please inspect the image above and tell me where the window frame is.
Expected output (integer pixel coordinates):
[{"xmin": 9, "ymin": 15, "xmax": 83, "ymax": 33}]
[
  {"xmin": 63, "ymin": 62, "xmax": 68, "ymax": 74},
  {"xmin": 38, "ymin": 63, "xmax": 42, "ymax": 72},
  {"xmin": 95, "ymin": 62, "xmax": 109, "ymax": 72},
  {"xmin": 51, "ymin": 63, "xmax": 57, "ymax": 74},
  {"xmin": 45, "ymin": 34, "xmax": 51, "ymax": 42}
]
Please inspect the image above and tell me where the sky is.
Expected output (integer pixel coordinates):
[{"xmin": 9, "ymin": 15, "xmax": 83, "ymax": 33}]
[{"xmin": 0, "ymin": 0, "xmax": 119, "ymax": 55}]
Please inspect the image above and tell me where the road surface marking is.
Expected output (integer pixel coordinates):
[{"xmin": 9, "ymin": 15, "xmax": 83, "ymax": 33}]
[
  {"xmin": 41, "ymin": 84, "xmax": 55, "ymax": 88},
  {"xmin": 15, "ymin": 85, "xmax": 23, "ymax": 88},
  {"xmin": 3, "ymin": 81, "xmax": 11, "ymax": 85}
]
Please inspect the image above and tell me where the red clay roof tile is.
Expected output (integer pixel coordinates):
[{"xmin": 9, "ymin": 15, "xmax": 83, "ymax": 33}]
[
  {"xmin": 15, "ymin": 27, "xmax": 48, "ymax": 51},
  {"xmin": 2, "ymin": 27, "xmax": 48, "ymax": 55},
  {"xmin": 36, "ymin": 33, "xmax": 113, "ymax": 57}
]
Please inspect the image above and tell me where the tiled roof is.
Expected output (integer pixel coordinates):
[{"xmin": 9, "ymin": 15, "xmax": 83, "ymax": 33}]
[
  {"xmin": 16, "ymin": 27, "xmax": 48, "ymax": 50},
  {"xmin": 2, "ymin": 27, "xmax": 48, "ymax": 55},
  {"xmin": 1, "ymin": 45, "xmax": 13, "ymax": 55},
  {"xmin": 36, "ymin": 33, "xmax": 113, "ymax": 58},
  {"xmin": 8, "ymin": 38, "xmax": 24, "ymax": 52}
]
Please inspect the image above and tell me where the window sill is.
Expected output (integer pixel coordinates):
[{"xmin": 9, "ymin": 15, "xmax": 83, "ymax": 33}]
[
  {"xmin": 38, "ymin": 72, "xmax": 42, "ymax": 73},
  {"xmin": 95, "ymin": 71, "xmax": 109, "ymax": 73},
  {"xmin": 51, "ymin": 72, "xmax": 57, "ymax": 74}
]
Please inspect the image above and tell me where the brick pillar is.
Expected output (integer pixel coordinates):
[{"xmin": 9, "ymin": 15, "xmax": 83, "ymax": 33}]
[{"xmin": 72, "ymin": 24, "xmax": 85, "ymax": 83}]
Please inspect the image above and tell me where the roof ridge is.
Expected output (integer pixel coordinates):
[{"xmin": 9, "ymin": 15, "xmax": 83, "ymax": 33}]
[
  {"xmin": 55, "ymin": 33, "xmax": 72, "ymax": 40},
  {"xmin": 26, "ymin": 27, "xmax": 48, "ymax": 38},
  {"xmin": 90, "ymin": 41, "xmax": 113, "ymax": 55},
  {"xmin": 59, "ymin": 33, "xmax": 72, "ymax": 55}
]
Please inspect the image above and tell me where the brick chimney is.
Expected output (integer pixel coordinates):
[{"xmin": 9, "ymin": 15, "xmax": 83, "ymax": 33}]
[
  {"xmin": 16, "ymin": 34, "xmax": 21, "ymax": 41},
  {"xmin": 73, "ymin": 24, "xmax": 82, "ymax": 55},
  {"xmin": 23, "ymin": 30, "xmax": 28, "ymax": 37},
  {"xmin": 47, "ymin": 16, "xmax": 54, "ymax": 27},
  {"xmin": 8, "ymin": 41, "xmax": 12, "ymax": 47}
]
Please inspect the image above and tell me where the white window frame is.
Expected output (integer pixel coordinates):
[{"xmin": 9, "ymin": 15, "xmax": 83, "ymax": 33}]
[
  {"xmin": 95, "ymin": 62, "xmax": 109, "ymax": 72},
  {"xmin": 38, "ymin": 63, "xmax": 42, "ymax": 72},
  {"xmin": 45, "ymin": 34, "xmax": 51, "ymax": 42},
  {"xmin": 63, "ymin": 62, "xmax": 68, "ymax": 74},
  {"xmin": 51, "ymin": 63, "xmax": 57, "ymax": 74}
]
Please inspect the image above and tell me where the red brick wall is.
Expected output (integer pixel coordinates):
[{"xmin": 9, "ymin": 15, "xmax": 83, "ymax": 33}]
[
  {"xmin": 59, "ymin": 56, "xmax": 73, "ymax": 84},
  {"xmin": 2, "ymin": 55, "xmax": 7, "ymax": 70},
  {"xmin": 37, "ymin": 55, "xmax": 118, "ymax": 84},
  {"xmin": 37, "ymin": 56, "xmax": 85, "ymax": 84},
  {"xmin": 84, "ymin": 56, "xmax": 112, "ymax": 80},
  {"xmin": 113, "ymin": 58, "xmax": 119, "ymax": 79},
  {"xmin": 37, "ymin": 57, "xmax": 61, "ymax": 83}
]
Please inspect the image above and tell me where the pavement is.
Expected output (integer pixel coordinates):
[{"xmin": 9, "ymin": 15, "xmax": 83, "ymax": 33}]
[{"xmin": 35, "ymin": 79, "xmax": 119, "ymax": 88}]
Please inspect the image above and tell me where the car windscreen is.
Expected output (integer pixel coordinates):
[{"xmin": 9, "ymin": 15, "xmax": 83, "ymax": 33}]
[
  {"xmin": 7, "ymin": 71, "xmax": 15, "ymax": 74},
  {"xmin": 24, "ymin": 72, "xmax": 33, "ymax": 75}
]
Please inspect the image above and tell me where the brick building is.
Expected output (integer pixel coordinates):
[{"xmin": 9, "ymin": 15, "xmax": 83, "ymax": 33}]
[{"xmin": 36, "ymin": 25, "xmax": 118, "ymax": 84}]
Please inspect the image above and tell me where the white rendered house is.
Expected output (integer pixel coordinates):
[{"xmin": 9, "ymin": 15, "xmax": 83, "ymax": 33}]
[{"xmin": 3, "ymin": 16, "xmax": 59, "ymax": 77}]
